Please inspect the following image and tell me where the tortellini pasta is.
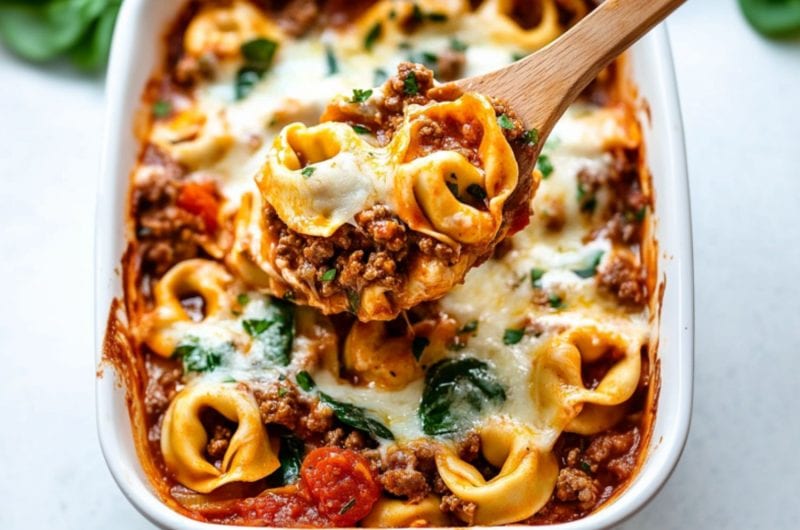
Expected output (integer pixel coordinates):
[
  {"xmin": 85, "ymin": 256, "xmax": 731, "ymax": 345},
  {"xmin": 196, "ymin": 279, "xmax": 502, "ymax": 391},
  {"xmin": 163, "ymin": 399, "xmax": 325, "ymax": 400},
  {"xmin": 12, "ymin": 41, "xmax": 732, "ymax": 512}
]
[
  {"xmin": 342, "ymin": 321, "xmax": 423, "ymax": 390},
  {"xmin": 472, "ymin": 0, "xmax": 563, "ymax": 50},
  {"xmin": 160, "ymin": 381, "xmax": 280, "ymax": 493},
  {"xmin": 184, "ymin": 0, "xmax": 283, "ymax": 60},
  {"xmin": 435, "ymin": 419, "xmax": 558, "ymax": 525},
  {"xmin": 138, "ymin": 259, "xmax": 234, "ymax": 357},
  {"xmin": 150, "ymin": 106, "xmax": 233, "ymax": 170},
  {"xmin": 392, "ymin": 93, "xmax": 520, "ymax": 246},
  {"xmin": 530, "ymin": 325, "xmax": 643, "ymax": 436},
  {"xmin": 362, "ymin": 496, "xmax": 450, "ymax": 528}
]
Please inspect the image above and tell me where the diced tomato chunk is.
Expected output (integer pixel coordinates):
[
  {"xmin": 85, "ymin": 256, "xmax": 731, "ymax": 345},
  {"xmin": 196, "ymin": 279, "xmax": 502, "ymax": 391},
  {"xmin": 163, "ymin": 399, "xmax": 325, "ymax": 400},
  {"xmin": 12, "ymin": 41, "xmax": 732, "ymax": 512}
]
[
  {"xmin": 301, "ymin": 447, "xmax": 380, "ymax": 526},
  {"xmin": 176, "ymin": 181, "xmax": 220, "ymax": 233},
  {"xmin": 229, "ymin": 489, "xmax": 329, "ymax": 528}
]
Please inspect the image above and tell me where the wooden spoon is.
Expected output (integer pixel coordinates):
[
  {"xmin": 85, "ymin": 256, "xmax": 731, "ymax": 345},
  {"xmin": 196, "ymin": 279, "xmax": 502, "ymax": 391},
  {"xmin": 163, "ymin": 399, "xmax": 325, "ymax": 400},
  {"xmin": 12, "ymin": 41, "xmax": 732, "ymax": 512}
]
[{"xmin": 455, "ymin": 0, "xmax": 685, "ymax": 154}]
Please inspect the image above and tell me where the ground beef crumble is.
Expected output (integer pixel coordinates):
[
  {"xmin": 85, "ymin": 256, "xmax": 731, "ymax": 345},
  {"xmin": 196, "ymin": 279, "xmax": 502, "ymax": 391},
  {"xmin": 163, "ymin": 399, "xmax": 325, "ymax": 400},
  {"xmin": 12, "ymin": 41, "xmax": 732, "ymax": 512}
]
[{"xmin": 597, "ymin": 252, "xmax": 648, "ymax": 307}]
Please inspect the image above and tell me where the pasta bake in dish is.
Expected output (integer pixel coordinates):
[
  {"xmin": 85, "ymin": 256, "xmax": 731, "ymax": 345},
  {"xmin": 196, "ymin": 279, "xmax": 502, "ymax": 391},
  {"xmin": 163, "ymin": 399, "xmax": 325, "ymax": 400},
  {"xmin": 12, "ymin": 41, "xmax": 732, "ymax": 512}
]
[{"xmin": 104, "ymin": 0, "xmax": 659, "ymax": 526}]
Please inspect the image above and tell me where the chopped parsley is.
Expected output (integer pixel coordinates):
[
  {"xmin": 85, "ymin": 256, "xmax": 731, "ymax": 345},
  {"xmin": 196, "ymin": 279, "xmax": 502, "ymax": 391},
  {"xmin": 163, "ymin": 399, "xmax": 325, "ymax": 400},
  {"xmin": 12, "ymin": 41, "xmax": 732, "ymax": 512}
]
[
  {"xmin": 503, "ymin": 328, "xmax": 525, "ymax": 345},
  {"xmin": 466, "ymin": 183, "xmax": 487, "ymax": 202},
  {"xmin": 412, "ymin": 336, "xmax": 430, "ymax": 360},
  {"xmin": 351, "ymin": 124, "xmax": 371, "ymax": 134},
  {"xmin": 460, "ymin": 319, "xmax": 479, "ymax": 334},
  {"xmin": 301, "ymin": 166, "xmax": 316, "ymax": 178},
  {"xmin": 321, "ymin": 268, "xmax": 337, "ymax": 281},
  {"xmin": 173, "ymin": 339, "xmax": 230, "ymax": 373},
  {"xmin": 242, "ymin": 299, "xmax": 295, "ymax": 366},
  {"xmin": 339, "ymin": 498, "xmax": 357, "ymax": 515},
  {"xmin": 580, "ymin": 461, "xmax": 592, "ymax": 473},
  {"xmin": 450, "ymin": 37, "xmax": 468, "ymax": 52},
  {"xmin": 523, "ymin": 128, "xmax": 540, "ymax": 145},
  {"xmin": 152, "ymin": 100, "xmax": 171, "ymax": 119},
  {"xmin": 277, "ymin": 386, "xmax": 287, "ymax": 397},
  {"xmin": 530, "ymin": 267, "xmax": 545, "ymax": 288},
  {"xmin": 537, "ymin": 154, "xmax": 554, "ymax": 178},
  {"xmin": 512, "ymin": 51, "xmax": 528, "ymax": 61},
  {"xmin": 548, "ymin": 294, "xmax": 564, "ymax": 309},
  {"xmin": 325, "ymin": 44, "xmax": 339, "ymax": 75},
  {"xmin": 364, "ymin": 22, "xmax": 382, "ymax": 51},
  {"xmin": 295, "ymin": 370, "xmax": 315, "ymax": 391},
  {"xmin": 497, "ymin": 113, "xmax": 515, "ymax": 130},
  {"xmin": 350, "ymin": 88, "xmax": 373, "ymax": 103},
  {"xmin": 237, "ymin": 293, "xmax": 250, "ymax": 306},
  {"xmin": 403, "ymin": 71, "xmax": 419, "ymax": 95}
]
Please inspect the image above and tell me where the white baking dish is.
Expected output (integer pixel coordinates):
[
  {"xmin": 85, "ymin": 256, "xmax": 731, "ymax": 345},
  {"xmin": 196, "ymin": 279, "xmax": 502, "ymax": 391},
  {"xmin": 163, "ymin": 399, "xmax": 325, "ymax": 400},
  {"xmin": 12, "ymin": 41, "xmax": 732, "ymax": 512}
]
[{"xmin": 95, "ymin": 1, "xmax": 694, "ymax": 528}]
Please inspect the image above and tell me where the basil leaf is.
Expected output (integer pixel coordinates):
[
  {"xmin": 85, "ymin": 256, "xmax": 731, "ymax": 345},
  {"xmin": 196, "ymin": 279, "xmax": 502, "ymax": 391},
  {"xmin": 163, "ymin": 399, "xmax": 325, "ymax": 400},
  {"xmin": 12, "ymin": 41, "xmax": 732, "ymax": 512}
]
[
  {"xmin": 739, "ymin": 0, "xmax": 800, "ymax": 37},
  {"xmin": 174, "ymin": 339, "xmax": 230, "ymax": 373},
  {"xmin": 548, "ymin": 294, "xmax": 564, "ymax": 309},
  {"xmin": 419, "ymin": 358, "xmax": 506, "ymax": 436},
  {"xmin": 242, "ymin": 299, "xmax": 294, "ymax": 366},
  {"xmin": 572, "ymin": 250, "xmax": 605, "ymax": 279},
  {"xmin": 320, "ymin": 393, "xmax": 394, "ymax": 440}
]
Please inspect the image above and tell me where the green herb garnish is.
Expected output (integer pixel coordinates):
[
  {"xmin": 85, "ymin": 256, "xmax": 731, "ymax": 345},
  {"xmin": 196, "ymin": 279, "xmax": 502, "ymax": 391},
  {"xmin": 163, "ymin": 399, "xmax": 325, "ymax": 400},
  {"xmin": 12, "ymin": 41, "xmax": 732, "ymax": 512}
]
[
  {"xmin": 271, "ymin": 430, "xmax": 305, "ymax": 485},
  {"xmin": 235, "ymin": 38, "xmax": 279, "ymax": 100},
  {"xmin": 497, "ymin": 114, "xmax": 515, "ymax": 130},
  {"xmin": 325, "ymin": 44, "xmax": 339, "ymax": 75},
  {"xmin": 173, "ymin": 339, "xmax": 230, "ymax": 373},
  {"xmin": 321, "ymin": 268, "xmax": 337, "ymax": 281},
  {"xmin": 418, "ymin": 357, "xmax": 506, "ymax": 435},
  {"xmin": 242, "ymin": 299, "xmax": 294, "ymax": 366},
  {"xmin": 548, "ymin": 294, "xmax": 564, "ymax": 309},
  {"xmin": 320, "ymin": 392, "xmax": 395, "ymax": 440},
  {"xmin": 351, "ymin": 88, "xmax": 373, "ymax": 103},
  {"xmin": 296, "ymin": 370, "xmax": 315, "ymax": 391},
  {"xmin": 523, "ymin": 128, "xmax": 540, "ymax": 145},
  {"xmin": 364, "ymin": 22, "xmax": 382, "ymax": 51},
  {"xmin": 572, "ymin": 250, "xmax": 605, "ymax": 279},
  {"xmin": 339, "ymin": 498, "xmax": 357, "ymax": 515},
  {"xmin": 460, "ymin": 320, "xmax": 478, "ymax": 334},
  {"xmin": 351, "ymin": 124, "xmax": 371, "ymax": 134},
  {"xmin": 301, "ymin": 166, "xmax": 316, "ymax": 178},
  {"xmin": 347, "ymin": 290, "xmax": 360, "ymax": 313},
  {"xmin": 502, "ymin": 328, "xmax": 525, "ymax": 345},
  {"xmin": 152, "ymin": 100, "xmax": 171, "ymax": 119},
  {"xmin": 530, "ymin": 267, "xmax": 545, "ymax": 288},
  {"xmin": 450, "ymin": 37, "xmax": 468, "ymax": 52},
  {"xmin": 537, "ymin": 154, "xmax": 554, "ymax": 178},
  {"xmin": 237, "ymin": 293, "xmax": 250, "ymax": 306},
  {"xmin": 511, "ymin": 51, "xmax": 528, "ymax": 61},
  {"xmin": 403, "ymin": 71, "xmax": 419, "ymax": 95}
]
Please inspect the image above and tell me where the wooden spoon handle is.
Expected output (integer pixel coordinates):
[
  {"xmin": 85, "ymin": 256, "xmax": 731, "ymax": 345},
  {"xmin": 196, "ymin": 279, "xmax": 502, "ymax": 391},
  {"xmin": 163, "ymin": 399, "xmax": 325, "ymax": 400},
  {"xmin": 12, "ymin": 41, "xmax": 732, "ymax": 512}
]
[{"xmin": 457, "ymin": 0, "xmax": 685, "ymax": 138}]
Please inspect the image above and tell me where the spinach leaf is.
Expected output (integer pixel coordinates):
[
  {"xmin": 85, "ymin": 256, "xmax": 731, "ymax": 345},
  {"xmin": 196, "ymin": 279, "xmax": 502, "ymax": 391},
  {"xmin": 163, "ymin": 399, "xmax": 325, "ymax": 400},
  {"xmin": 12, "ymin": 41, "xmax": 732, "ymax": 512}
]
[
  {"xmin": 242, "ymin": 299, "xmax": 294, "ymax": 366},
  {"xmin": 173, "ymin": 339, "xmax": 231, "ymax": 373},
  {"xmin": 319, "ymin": 393, "xmax": 394, "ymax": 440},
  {"xmin": 295, "ymin": 370, "xmax": 315, "ymax": 392},
  {"xmin": 269, "ymin": 429, "xmax": 305, "ymax": 486},
  {"xmin": 572, "ymin": 250, "xmax": 605, "ymax": 279},
  {"xmin": 235, "ymin": 38, "xmax": 279, "ymax": 100},
  {"xmin": 419, "ymin": 357, "xmax": 506, "ymax": 436}
]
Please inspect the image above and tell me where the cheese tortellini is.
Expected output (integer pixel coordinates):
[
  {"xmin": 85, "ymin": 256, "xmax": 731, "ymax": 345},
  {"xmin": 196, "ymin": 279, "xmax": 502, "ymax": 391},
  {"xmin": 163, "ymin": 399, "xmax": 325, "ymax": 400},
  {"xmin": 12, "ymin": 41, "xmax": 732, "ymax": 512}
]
[
  {"xmin": 472, "ymin": 0, "xmax": 563, "ymax": 50},
  {"xmin": 184, "ymin": 0, "xmax": 283, "ymax": 60},
  {"xmin": 138, "ymin": 259, "xmax": 234, "ymax": 357},
  {"xmin": 435, "ymin": 419, "xmax": 558, "ymax": 525},
  {"xmin": 531, "ymin": 326, "xmax": 643, "ymax": 436},
  {"xmin": 160, "ymin": 382, "xmax": 279, "ymax": 493}
]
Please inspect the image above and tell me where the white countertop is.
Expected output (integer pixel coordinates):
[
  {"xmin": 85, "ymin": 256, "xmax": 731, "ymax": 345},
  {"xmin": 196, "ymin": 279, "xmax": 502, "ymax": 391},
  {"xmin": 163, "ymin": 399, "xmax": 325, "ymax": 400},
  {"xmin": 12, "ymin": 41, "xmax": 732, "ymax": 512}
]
[{"xmin": 1, "ymin": 2, "xmax": 798, "ymax": 528}]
